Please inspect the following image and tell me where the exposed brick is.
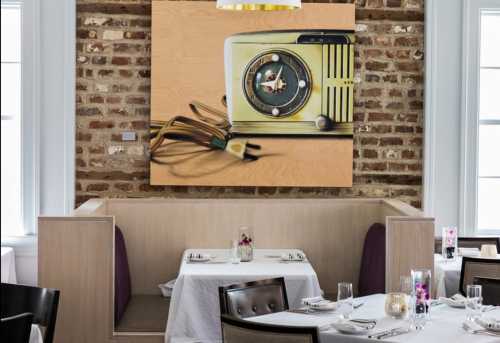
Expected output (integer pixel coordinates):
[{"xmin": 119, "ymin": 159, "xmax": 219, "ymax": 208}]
[{"xmin": 75, "ymin": 0, "xmax": 424, "ymax": 208}]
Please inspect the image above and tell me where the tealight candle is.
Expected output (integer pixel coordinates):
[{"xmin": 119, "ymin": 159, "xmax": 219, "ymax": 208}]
[{"xmin": 385, "ymin": 292, "xmax": 408, "ymax": 319}]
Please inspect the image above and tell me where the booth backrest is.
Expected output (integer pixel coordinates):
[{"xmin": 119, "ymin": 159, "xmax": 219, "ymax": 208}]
[{"xmin": 38, "ymin": 198, "xmax": 434, "ymax": 343}]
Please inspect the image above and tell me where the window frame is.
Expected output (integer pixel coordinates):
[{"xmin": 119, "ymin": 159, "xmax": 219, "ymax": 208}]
[
  {"xmin": 1, "ymin": 0, "xmax": 39, "ymax": 237},
  {"xmin": 461, "ymin": 0, "xmax": 500, "ymax": 236}
]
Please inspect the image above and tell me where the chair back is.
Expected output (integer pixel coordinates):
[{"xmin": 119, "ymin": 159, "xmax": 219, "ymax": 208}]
[
  {"xmin": 459, "ymin": 257, "xmax": 500, "ymax": 295},
  {"xmin": 219, "ymin": 277, "xmax": 289, "ymax": 318},
  {"xmin": 473, "ymin": 277, "xmax": 500, "ymax": 306},
  {"xmin": 1, "ymin": 312, "xmax": 34, "ymax": 343},
  {"xmin": 1, "ymin": 283, "xmax": 60, "ymax": 343},
  {"xmin": 458, "ymin": 237, "xmax": 500, "ymax": 251},
  {"xmin": 221, "ymin": 314, "xmax": 319, "ymax": 343},
  {"xmin": 358, "ymin": 223, "xmax": 386, "ymax": 296}
]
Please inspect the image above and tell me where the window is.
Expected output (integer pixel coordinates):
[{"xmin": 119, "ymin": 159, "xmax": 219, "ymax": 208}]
[
  {"xmin": 1, "ymin": 1, "xmax": 23, "ymax": 236},
  {"xmin": 462, "ymin": 0, "xmax": 500, "ymax": 236},
  {"xmin": 477, "ymin": 11, "xmax": 500, "ymax": 233},
  {"xmin": 1, "ymin": 0, "xmax": 38, "ymax": 238}
]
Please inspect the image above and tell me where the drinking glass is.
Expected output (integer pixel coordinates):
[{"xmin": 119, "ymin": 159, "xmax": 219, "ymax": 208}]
[
  {"xmin": 337, "ymin": 282, "xmax": 354, "ymax": 319},
  {"xmin": 466, "ymin": 285, "xmax": 482, "ymax": 321},
  {"xmin": 400, "ymin": 276, "xmax": 412, "ymax": 319},
  {"xmin": 229, "ymin": 240, "xmax": 240, "ymax": 264}
]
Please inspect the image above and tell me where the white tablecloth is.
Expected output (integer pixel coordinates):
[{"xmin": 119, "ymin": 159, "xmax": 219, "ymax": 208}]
[
  {"xmin": 1, "ymin": 247, "xmax": 17, "ymax": 284},
  {"xmin": 249, "ymin": 293, "xmax": 500, "ymax": 343},
  {"xmin": 30, "ymin": 324, "xmax": 43, "ymax": 343},
  {"xmin": 165, "ymin": 249, "xmax": 322, "ymax": 343},
  {"xmin": 434, "ymin": 254, "xmax": 461, "ymax": 298}
]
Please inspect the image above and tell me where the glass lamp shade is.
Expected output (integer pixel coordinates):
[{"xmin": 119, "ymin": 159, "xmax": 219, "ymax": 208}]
[{"xmin": 216, "ymin": 0, "xmax": 301, "ymax": 11}]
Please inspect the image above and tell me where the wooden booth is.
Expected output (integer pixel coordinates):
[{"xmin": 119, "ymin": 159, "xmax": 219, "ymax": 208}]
[{"xmin": 38, "ymin": 198, "xmax": 434, "ymax": 343}]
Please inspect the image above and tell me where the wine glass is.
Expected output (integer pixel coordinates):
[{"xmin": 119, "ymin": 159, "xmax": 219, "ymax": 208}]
[{"xmin": 337, "ymin": 282, "xmax": 354, "ymax": 319}]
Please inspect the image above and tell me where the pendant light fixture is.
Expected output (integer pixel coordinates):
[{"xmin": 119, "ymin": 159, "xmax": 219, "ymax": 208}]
[{"xmin": 216, "ymin": 0, "xmax": 301, "ymax": 11}]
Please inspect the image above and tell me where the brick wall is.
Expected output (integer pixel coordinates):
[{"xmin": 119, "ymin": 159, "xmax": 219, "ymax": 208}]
[{"xmin": 75, "ymin": 0, "xmax": 424, "ymax": 207}]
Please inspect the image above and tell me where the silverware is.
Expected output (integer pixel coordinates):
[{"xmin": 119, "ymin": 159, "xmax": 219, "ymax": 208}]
[
  {"xmin": 463, "ymin": 321, "xmax": 500, "ymax": 337},
  {"xmin": 368, "ymin": 327, "xmax": 406, "ymax": 339},
  {"xmin": 349, "ymin": 319, "xmax": 376, "ymax": 330},
  {"xmin": 354, "ymin": 302, "xmax": 364, "ymax": 309}
]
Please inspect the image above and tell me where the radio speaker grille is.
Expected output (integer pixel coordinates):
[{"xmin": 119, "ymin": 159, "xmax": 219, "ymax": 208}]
[{"xmin": 323, "ymin": 42, "xmax": 354, "ymax": 124}]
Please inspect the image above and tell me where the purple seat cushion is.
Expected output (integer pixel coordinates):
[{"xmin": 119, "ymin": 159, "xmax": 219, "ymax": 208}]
[
  {"xmin": 358, "ymin": 223, "xmax": 386, "ymax": 296},
  {"xmin": 115, "ymin": 226, "xmax": 131, "ymax": 324}
]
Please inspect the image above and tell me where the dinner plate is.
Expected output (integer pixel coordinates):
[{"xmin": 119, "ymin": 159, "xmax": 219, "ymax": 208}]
[{"xmin": 439, "ymin": 295, "xmax": 466, "ymax": 308}]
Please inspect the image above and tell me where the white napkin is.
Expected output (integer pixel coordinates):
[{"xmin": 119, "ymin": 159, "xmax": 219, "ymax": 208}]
[
  {"xmin": 186, "ymin": 252, "xmax": 211, "ymax": 261},
  {"xmin": 439, "ymin": 294, "xmax": 467, "ymax": 307},
  {"xmin": 458, "ymin": 247, "xmax": 480, "ymax": 257},
  {"xmin": 281, "ymin": 252, "xmax": 306, "ymax": 261},
  {"xmin": 330, "ymin": 321, "xmax": 369, "ymax": 335},
  {"xmin": 476, "ymin": 317, "xmax": 500, "ymax": 332},
  {"xmin": 302, "ymin": 296, "xmax": 324, "ymax": 306}
]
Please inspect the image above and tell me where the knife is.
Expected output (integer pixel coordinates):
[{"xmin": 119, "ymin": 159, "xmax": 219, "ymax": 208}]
[{"xmin": 368, "ymin": 327, "xmax": 407, "ymax": 339}]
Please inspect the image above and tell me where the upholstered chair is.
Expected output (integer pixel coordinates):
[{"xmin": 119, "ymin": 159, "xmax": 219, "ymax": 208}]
[
  {"xmin": 0, "ymin": 312, "xmax": 34, "ymax": 343},
  {"xmin": 459, "ymin": 257, "xmax": 500, "ymax": 295},
  {"xmin": 1, "ymin": 283, "xmax": 59, "ymax": 343},
  {"xmin": 473, "ymin": 277, "xmax": 500, "ymax": 306},
  {"xmin": 221, "ymin": 314, "xmax": 319, "ymax": 343},
  {"xmin": 219, "ymin": 277, "xmax": 289, "ymax": 318}
]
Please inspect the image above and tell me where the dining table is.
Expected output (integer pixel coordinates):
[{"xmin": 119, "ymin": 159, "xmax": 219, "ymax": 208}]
[
  {"xmin": 248, "ymin": 293, "xmax": 500, "ymax": 343},
  {"xmin": 434, "ymin": 253, "xmax": 500, "ymax": 298},
  {"xmin": 165, "ymin": 248, "xmax": 322, "ymax": 343}
]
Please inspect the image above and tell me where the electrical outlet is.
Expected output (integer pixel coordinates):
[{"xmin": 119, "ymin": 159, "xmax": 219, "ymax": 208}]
[{"xmin": 121, "ymin": 131, "xmax": 137, "ymax": 141}]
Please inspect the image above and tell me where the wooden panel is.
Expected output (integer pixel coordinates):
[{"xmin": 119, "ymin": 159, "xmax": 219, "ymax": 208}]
[
  {"xmin": 151, "ymin": 1, "xmax": 355, "ymax": 187},
  {"xmin": 107, "ymin": 198, "xmax": 383, "ymax": 295},
  {"xmin": 38, "ymin": 217, "xmax": 115, "ymax": 343},
  {"xmin": 385, "ymin": 217, "xmax": 435, "ymax": 293}
]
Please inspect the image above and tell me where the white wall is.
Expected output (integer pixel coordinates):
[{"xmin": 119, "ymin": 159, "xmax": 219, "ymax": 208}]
[{"xmin": 424, "ymin": 0, "xmax": 464, "ymax": 235}]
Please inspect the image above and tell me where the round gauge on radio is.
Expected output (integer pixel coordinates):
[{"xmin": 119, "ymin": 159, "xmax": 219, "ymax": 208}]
[{"xmin": 243, "ymin": 50, "xmax": 312, "ymax": 118}]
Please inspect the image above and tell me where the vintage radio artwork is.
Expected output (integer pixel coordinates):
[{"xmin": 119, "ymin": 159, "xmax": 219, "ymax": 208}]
[{"xmin": 224, "ymin": 30, "xmax": 355, "ymax": 136}]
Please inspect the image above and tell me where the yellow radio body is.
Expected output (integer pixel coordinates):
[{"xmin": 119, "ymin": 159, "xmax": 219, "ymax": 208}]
[{"xmin": 224, "ymin": 30, "xmax": 355, "ymax": 136}]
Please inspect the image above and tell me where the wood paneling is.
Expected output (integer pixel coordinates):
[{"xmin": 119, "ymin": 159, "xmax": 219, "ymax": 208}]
[
  {"xmin": 151, "ymin": 1, "xmax": 355, "ymax": 187},
  {"xmin": 38, "ymin": 216, "xmax": 115, "ymax": 343}
]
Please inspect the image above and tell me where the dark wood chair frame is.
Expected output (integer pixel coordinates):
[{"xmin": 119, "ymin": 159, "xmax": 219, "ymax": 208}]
[
  {"xmin": 472, "ymin": 276, "xmax": 500, "ymax": 305},
  {"xmin": 1, "ymin": 283, "xmax": 60, "ymax": 343},
  {"xmin": 219, "ymin": 277, "xmax": 289, "ymax": 317},
  {"xmin": 1, "ymin": 312, "xmax": 34, "ymax": 343},
  {"xmin": 220, "ymin": 314, "xmax": 319, "ymax": 343},
  {"xmin": 459, "ymin": 257, "xmax": 500, "ymax": 295},
  {"xmin": 435, "ymin": 237, "xmax": 500, "ymax": 254}
]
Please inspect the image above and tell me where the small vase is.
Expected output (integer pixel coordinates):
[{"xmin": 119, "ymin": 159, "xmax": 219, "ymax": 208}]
[
  {"xmin": 410, "ymin": 269, "xmax": 432, "ymax": 330},
  {"xmin": 238, "ymin": 244, "xmax": 253, "ymax": 262},
  {"xmin": 441, "ymin": 226, "xmax": 458, "ymax": 260}
]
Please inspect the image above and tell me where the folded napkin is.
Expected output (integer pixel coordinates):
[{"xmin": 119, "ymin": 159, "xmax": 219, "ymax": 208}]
[
  {"xmin": 186, "ymin": 252, "xmax": 211, "ymax": 261},
  {"xmin": 439, "ymin": 294, "xmax": 467, "ymax": 307},
  {"xmin": 458, "ymin": 247, "xmax": 480, "ymax": 257},
  {"xmin": 476, "ymin": 317, "xmax": 500, "ymax": 332},
  {"xmin": 330, "ymin": 321, "xmax": 369, "ymax": 335},
  {"xmin": 302, "ymin": 296, "xmax": 324, "ymax": 306},
  {"xmin": 281, "ymin": 252, "xmax": 306, "ymax": 261}
]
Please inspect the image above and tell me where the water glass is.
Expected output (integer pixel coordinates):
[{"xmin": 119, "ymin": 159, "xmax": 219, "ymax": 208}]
[
  {"xmin": 466, "ymin": 285, "xmax": 482, "ymax": 321},
  {"xmin": 229, "ymin": 240, "xmax": 240, "ymax": 264},
  {"xmin": 337, "ymin": 282, "xmax": 354, "ymax": 319}
]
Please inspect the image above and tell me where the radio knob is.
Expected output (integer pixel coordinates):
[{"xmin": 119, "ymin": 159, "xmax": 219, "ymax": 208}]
[{"xmin": 315, "ymin": 115, "xmax": 333, "ymax": 131}]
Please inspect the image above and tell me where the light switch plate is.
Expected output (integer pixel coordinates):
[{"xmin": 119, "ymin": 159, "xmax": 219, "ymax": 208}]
[{"xmin": 121, "ymin": 131, "xmax": 137, "ymax": 141}]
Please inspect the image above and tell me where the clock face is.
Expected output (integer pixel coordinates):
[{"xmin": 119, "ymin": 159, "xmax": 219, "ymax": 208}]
[{"xmin": 243, "ymin": 50, "xmax": 311, "ymax": 118}]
